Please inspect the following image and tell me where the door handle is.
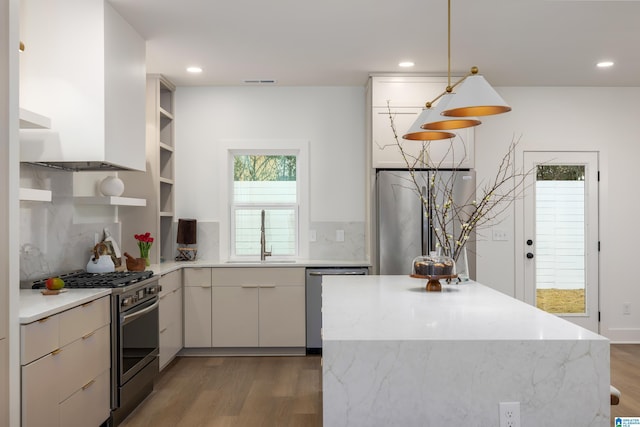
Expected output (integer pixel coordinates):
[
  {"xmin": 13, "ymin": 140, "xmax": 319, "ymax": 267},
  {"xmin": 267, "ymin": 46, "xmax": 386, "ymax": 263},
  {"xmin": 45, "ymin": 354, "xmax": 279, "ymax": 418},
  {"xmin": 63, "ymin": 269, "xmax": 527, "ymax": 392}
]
[{"xmin": 526, "ymin": 252, "xmax": 534, "ymax": 259}]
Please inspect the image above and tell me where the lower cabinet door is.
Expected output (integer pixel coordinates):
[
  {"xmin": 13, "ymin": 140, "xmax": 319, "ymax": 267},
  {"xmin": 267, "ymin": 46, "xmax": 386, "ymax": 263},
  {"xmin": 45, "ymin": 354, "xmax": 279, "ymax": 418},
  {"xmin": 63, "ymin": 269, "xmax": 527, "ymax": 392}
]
[
  {"xmin": 259, "ymin": 286, "xmax": 305, "ymax": 347},
  {"xmin": 212, "ymin": 286, "xmax": 259, "ymax": 347},
  {"xmin": 22, "ymin": 351, "xmax": 62, "ymax": 427},
  {"xmin": 184, "ymin": 286, "xmax": 212, "ymax": 347},
  {"xmin": 59, "ymin": 369, "xmax": 110, "ymax": 427}
]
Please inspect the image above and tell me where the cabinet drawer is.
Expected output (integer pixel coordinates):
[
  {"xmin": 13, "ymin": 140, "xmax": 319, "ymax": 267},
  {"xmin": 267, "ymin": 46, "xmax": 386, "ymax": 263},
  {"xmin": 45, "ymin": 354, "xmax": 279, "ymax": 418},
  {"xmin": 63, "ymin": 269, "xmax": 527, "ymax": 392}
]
[
  {"xmin": 22, "ymin": 350, "xmax": 63, "ymax": 427},
  {"xmin": 184, "ymin": 268, "xmax": 212, "ymax": 287},
  {"xmin": 58, "ymin": 296, "xmax": 110, "ymax": 347},
  {"xmin": 160, "ymin": 269, "xmax": 182, "ymax": 295},
  {"xmin": 59, "ymin": 369, "xmax": 110, "ymax": 427},
  {"xmin": 21, "ymin": 314, "xmax": 60, "ymax": 365},
  {"xmin": 212, "ymin": 267, "xmax": 304, "ymax": 287},
  {"xmin": 58, "ymin": 324, "xmax": 110, "ymax": 401}
]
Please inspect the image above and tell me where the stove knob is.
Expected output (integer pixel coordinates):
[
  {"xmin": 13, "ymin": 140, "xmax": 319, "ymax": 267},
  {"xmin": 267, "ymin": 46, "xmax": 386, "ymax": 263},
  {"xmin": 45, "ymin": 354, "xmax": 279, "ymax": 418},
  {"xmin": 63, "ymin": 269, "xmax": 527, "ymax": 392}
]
[
  {"xmin": 149, "ymin": 285, "xmax": 161, "ymax": 295},
  {"xmin": 121, "ymin": 296, "xmax": 136, "ymax": 307}
]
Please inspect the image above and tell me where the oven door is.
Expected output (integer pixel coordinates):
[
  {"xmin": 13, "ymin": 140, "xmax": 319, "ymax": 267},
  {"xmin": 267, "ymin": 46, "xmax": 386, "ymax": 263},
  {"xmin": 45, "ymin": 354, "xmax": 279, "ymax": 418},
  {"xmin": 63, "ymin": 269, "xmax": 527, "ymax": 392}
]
[{"xmin": 119, "ymin": 296, "xmax": 159, "ymax": 385}]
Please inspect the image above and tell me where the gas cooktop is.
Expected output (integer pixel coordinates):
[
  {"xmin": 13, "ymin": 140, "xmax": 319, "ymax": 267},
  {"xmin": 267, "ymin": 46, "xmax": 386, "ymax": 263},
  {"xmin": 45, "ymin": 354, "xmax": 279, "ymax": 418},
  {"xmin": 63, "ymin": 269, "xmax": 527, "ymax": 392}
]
[{"xmin": 31, "ymin": 270, "xmax": 155, "ymax": 289}]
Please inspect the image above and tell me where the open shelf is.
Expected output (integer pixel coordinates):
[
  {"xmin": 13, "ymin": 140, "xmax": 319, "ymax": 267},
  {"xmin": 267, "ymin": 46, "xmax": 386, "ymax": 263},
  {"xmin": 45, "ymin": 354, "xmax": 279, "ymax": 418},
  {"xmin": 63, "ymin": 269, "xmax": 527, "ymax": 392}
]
[
  {"xmin": 19, "ymin": 188, "xmax": 52, "ymax": 202},
  {"xmin": 74, "ymin": 196, "xmax": 146, "ymax": 206},
  {"xmin": 19, "ymin": 108, "xmax": 51, "ymax": 129}
]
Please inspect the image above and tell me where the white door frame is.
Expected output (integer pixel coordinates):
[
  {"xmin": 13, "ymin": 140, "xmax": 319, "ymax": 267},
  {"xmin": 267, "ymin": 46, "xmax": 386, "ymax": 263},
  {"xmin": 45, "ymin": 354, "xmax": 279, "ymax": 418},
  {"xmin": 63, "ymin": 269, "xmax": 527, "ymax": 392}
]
[{"xmin": 515, "ymin": 150, "xmax": 599, "ymax": 332}]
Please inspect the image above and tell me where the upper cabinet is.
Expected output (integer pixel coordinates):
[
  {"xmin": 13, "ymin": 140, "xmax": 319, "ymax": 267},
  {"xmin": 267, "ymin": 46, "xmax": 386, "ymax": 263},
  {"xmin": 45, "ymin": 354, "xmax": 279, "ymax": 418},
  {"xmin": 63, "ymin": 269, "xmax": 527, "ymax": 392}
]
[
  {"xmin": 19, "ymin": 0, "xmax": 146, "ymax": 171},
  {"xmin": 369, "ymin": 76, "xmax": 474, "ymax": 169}
]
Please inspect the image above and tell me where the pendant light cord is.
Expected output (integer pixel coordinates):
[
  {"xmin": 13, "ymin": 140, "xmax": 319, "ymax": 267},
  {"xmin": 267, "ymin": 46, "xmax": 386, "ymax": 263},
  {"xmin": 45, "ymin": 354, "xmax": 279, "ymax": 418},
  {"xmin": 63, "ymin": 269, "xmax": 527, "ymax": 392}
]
[{"xmin": 448, "ymin": 0, "xmax": 451, "ymax": 90}]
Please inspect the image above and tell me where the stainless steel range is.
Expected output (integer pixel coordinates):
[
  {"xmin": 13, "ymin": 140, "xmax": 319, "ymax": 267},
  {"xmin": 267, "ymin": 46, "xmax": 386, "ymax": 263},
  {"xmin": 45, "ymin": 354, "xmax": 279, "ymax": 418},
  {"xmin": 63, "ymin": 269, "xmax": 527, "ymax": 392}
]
[{"xmin": 31, "ymin": 270, "xmax": 161, "ymax": 426}]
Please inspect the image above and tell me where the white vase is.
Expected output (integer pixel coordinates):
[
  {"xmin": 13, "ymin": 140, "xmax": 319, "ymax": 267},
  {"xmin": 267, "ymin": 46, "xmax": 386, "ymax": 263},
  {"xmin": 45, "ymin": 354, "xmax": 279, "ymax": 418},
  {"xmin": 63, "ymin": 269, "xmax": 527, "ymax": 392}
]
[
  {"xmin": 455, "ymin": 246, "xmax": 470, "ymax": 282},
  {"xmin": 100, "ymin": 176, "xmax": 125, "ymax": 197}
]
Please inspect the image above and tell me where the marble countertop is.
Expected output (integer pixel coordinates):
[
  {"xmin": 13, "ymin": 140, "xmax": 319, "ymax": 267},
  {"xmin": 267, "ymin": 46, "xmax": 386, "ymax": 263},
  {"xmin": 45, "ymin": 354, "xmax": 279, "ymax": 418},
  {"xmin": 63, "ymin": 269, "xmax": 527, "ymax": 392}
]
[
  {"xmin": 322, "ymin": 275, "xmax": 607, "ymax": 342},
  {"xmin": 20, "ymin": 289, "xmax": 111, "ymax": 324},
  {"xmin": 150, "ymin": 259, "xmax": 371, "ymax": 275}
]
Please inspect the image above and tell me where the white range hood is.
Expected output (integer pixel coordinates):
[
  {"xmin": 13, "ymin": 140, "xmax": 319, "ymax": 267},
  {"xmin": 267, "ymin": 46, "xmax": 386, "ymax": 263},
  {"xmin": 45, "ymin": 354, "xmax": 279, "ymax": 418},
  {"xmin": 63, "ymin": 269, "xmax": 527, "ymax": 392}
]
[{"xmin": 19, "ymin": 0, "xmax": 146, "ymax": 172}]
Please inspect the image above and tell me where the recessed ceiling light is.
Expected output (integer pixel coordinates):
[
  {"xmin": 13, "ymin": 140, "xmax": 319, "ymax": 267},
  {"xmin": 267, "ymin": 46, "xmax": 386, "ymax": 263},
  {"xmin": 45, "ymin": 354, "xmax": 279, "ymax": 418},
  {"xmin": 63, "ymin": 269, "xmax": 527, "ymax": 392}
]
[
  {"xmin": 399, "ymin": 61, "xmax": 415, "ymax": 68},
  {"xmin": 187, "ymin": 66, "xmax": 203, "ymax": 73},
  {"xmin": 596, "ymin": 61, "xmax": 614, "ymax": 68}
]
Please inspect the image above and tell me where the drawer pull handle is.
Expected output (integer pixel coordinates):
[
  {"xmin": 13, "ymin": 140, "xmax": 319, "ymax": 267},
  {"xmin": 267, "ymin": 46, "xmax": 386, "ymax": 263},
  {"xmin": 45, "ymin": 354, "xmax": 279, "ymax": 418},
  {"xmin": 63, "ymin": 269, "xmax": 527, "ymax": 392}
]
[
  {"xmin": 241, "ymin": 285, "xmax": 258, "ymax": 289},
  {"xmin": 81, "ymin": 301, "xmax": 93, "ymax": 308},
  {"xmin": 200, "ymin": 285, "xmax": 211, "ymax": 288},
  {"xmin": 82, "ymin": 380, "xmax": 95, "ymax": 390},
  {"xmin": 82, "ymin": 331, "xmax": 95, "ymax": 340},
  {"xmin": 51, "ymin": 348, "xmax": 62, "ymax": 356},
  {"xmin": 260, "ymin": 285, "xmax": 276, "ymax": 288},
  {"xmin": 160, "ymin": 327, "xmax": 168, "ymax": 333},
  {"xmin": 173, "ymin": 289, "xmax": 179, "ymax": 294},
  {"xmin": 38, "ymin": 317, "xmax": 50, "ymax": 323}
]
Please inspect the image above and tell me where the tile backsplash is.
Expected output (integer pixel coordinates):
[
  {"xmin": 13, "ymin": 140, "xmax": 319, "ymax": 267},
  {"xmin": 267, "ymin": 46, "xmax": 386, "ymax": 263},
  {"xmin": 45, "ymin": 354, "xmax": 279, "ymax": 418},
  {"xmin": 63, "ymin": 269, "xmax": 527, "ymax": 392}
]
[{"xmin": 20, "ymin": 165, "xmax": 122, "ymax": 281}]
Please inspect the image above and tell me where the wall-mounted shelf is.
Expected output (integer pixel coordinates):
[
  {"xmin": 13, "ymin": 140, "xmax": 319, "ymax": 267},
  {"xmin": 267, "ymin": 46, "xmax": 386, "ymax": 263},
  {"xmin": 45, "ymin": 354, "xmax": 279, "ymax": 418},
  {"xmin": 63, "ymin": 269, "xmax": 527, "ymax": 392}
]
[
  {"xmin": 19, "ymin": 108, "xmax": 51, "ymax": 129},
  {"xmin": 74, "ymin": 196, "xmax": 146, "ymax": 206},
  {"xmin": 19, "ymin": 188, "xmax": 52, "ymax": 202}
]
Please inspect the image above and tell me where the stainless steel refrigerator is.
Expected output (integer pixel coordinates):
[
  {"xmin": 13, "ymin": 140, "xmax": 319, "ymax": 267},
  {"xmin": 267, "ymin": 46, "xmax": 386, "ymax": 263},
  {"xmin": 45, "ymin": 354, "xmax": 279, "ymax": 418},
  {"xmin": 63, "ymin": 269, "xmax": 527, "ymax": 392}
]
[{"xmin": 376, "ymin": 169, "xmax": 476, "ymax": 276}]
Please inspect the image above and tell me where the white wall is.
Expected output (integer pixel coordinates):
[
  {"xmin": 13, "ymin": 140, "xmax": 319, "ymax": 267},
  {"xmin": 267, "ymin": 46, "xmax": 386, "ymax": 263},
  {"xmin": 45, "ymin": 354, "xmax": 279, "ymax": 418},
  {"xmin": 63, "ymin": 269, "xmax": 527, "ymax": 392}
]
[
  {"xmin": 174, "ymin": 86, "xmax": 367, "ymax": 259},
  {"xmin": 475, "ymin": 86, "xmax": 640, "ymax": 342}
]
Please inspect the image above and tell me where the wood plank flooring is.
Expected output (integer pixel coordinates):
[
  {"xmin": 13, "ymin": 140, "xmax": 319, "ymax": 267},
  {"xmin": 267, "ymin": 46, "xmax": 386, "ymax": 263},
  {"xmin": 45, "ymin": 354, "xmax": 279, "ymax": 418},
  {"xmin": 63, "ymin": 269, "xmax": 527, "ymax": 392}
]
[
  {"xmin": 120, "ymin": 345, "xmax": 640, "ymax": 426},
  {"xmin": 119, "ymin": 356, "xmax": 322, "ymax": 427},
  {"xmin": 611, "ymin": 344, "xmax": 640, "ymax": 425}
]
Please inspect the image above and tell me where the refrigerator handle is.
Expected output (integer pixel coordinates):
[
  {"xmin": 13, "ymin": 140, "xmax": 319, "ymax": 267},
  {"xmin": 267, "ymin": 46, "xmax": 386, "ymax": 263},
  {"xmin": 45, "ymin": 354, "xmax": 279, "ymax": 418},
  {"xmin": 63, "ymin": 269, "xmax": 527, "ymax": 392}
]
[{"xmin": 421, "ymin": 185, "xmax": 429, "ymax": 256}]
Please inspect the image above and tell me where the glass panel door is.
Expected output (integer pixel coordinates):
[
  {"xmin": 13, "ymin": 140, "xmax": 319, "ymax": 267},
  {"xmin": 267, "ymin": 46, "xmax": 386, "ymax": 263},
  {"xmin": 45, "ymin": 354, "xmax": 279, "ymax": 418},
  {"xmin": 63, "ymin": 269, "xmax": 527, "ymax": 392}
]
[{"xmin": 522, "ymin": 152, "xmax": 599, "ymax": 332}]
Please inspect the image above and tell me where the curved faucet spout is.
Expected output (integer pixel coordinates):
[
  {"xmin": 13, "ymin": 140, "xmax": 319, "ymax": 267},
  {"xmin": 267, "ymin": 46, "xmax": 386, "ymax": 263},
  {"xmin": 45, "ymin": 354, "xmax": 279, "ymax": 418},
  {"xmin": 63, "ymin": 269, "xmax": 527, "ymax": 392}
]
[{"xmin": 260, "ymin": 210, "xmax": 272, "ymax": 261}]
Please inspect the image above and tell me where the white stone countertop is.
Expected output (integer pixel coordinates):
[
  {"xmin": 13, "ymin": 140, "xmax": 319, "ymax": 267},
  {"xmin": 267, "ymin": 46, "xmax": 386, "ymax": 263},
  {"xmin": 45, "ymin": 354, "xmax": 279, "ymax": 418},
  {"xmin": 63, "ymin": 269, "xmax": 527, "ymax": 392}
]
[
  {"xmin": 20, "ymin": 289, "xmax": 111, "ymax": 324},
  {"xmin": 322, "ymin": 275, "xmax": 607, "ymax": 342},
  {"xmin": 150, "ymin": 259, "xmax": 371, "ymax": 275}
]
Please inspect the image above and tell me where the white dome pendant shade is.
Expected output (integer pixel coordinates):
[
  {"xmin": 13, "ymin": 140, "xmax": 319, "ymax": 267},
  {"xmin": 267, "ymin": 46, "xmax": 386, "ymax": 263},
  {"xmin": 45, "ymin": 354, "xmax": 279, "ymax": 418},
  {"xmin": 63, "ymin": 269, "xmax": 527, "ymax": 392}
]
[
  {"xmin": 402, "ymin": 107, "xmax": 456, "ymax": 141},
  {"xmin": 441, "ymin": 73, "xmax": 511, "ymax": 117},
  {"xmin": 419, "ymin": 93, "xmax": 481, "ymax": 131}
]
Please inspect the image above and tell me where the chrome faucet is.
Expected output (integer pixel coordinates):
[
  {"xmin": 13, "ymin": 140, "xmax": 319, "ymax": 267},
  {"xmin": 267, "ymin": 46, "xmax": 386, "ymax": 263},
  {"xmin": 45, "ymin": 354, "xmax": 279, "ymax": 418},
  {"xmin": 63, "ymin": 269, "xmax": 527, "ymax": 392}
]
[{"xmin": 260, "ymin": 209, "xmax": 272, "ymax": 261}]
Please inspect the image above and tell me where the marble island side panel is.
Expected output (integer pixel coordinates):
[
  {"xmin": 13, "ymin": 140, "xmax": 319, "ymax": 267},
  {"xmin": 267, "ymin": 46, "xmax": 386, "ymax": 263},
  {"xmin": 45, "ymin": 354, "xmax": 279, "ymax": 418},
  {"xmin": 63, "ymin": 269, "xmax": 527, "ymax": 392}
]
[{"xmin": 322, "ymin": 276, "xmax": 610, "ymax": 426}]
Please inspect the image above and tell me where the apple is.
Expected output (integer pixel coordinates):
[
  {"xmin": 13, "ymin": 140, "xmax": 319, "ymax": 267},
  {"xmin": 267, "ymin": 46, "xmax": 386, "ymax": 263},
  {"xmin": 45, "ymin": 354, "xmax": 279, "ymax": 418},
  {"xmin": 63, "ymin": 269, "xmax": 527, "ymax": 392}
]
[{"xmin": 45, "ymin": 277, "xmax": 65, "ymax": 290}]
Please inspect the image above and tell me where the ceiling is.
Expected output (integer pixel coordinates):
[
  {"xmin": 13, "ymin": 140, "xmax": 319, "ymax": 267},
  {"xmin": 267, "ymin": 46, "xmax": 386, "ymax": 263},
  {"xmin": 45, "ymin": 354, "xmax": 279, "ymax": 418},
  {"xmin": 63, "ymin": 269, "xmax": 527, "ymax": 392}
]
[{"xmin": 108, "ymin": 0, "xmax": 640, "ymax": 88}]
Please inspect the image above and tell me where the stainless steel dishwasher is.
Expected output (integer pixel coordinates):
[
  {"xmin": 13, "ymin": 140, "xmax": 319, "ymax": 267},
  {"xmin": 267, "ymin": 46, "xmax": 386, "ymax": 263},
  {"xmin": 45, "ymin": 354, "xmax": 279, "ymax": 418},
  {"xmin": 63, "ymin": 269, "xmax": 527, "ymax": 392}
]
[{"xmin": 305, "ymin": 267, "xmax": 369, "ymax": 354}]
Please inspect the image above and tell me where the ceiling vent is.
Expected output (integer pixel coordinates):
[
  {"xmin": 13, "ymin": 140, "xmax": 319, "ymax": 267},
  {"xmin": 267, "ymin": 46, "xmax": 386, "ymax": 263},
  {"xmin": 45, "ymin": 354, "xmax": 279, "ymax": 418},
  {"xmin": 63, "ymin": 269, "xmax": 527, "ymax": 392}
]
[{"xmin": 243, "ymin": 79, "xmax": 277, "ymax": 84}]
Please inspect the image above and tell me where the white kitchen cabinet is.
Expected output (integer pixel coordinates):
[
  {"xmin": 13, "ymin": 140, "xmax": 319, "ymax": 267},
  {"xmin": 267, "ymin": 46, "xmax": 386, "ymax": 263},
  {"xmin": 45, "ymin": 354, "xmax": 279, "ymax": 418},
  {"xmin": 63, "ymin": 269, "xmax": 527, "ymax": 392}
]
[
  {"xmin": 212, "ymin": 286, "xmax": 259, "ymax": 347},
  {"xmin": 21, "ymin": 296, "xmax": 110, "ymax": 427},
  {"xmin": 211, "ymin": 268, "xmax": 305, "ymax": 348},
  {"xmin": 19, "ymin": 0, "xmax": 146, "ymax": 171},
  {"xmin": 370, "ymin": 75, "xmax": 474, "ymax": 169},
  {"xmin": 159, "ymin": 269, "xmax": 183, "ymax": 369},
  {"xmin": 183, "ymin": 268, "xmax": 212, "ymax": 348}
]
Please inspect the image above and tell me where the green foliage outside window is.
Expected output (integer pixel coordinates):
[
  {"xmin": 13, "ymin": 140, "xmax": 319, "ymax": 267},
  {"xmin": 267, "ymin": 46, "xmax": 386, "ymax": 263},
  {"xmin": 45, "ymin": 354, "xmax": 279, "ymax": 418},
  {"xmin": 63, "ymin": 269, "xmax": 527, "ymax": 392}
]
[
  {"xmin": 234, "ymin": 155, "xmax": 297, "ymax": 181},
  {"xmin": 537, "ymin": 165, "xmax": 585, "ymax": 181}
]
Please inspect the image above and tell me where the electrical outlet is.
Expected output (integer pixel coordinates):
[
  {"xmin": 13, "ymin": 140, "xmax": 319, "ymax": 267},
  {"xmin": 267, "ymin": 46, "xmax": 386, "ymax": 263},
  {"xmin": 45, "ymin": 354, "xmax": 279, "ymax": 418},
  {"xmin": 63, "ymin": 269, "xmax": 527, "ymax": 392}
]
[
  {"xmin": 624, "ymin": 302, "xmax": 631, "ymax": 315},
  {"xmin": 309, "ymin": 230, "xmax": 317, "ymax": 242},
  {"xmin": 336, "ymin": 229, "xmax": 345, "ymax": 242},
  {"xmin": 499, "ymin": 402, "xmax": 521, "ymax": 427}
]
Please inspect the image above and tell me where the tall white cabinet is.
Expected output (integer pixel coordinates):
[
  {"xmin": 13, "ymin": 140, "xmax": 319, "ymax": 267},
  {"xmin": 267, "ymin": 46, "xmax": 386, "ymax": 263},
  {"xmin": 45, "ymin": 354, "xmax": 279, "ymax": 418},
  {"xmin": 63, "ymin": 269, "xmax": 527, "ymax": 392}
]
[
  {"xmin": 369, "ymin": 75, "xmax": 474, "ymax": 169},
  {"xmin": 121, "ymin": 75, "xmax": 176, "ymax": 263}
]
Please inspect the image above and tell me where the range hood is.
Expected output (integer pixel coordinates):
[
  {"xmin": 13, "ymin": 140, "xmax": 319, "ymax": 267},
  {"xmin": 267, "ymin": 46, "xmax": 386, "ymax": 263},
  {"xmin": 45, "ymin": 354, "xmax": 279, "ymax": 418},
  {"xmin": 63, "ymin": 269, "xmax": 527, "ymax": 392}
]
[
  {"xmin": 20, "ymin": 129, "xmax": 145, "ymax": 172},
  {"xmin": 19, "ymin": 0, "xmax": 147, "ymax": 172}
]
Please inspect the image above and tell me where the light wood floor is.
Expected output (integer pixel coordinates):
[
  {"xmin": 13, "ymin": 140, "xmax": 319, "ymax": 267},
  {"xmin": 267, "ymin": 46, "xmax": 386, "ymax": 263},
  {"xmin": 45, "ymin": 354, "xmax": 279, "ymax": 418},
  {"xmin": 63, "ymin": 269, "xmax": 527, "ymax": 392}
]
[
  {"xmin": 120, "ymin": 345, "xmax": 640, "ymax": 426},
  {"xmin": 119, "ymin": 355, "xmax": 322, "ymax": 427},
  {"xmin": 611, "ymin": 344, "xmax": 640, "ymax": 425}
]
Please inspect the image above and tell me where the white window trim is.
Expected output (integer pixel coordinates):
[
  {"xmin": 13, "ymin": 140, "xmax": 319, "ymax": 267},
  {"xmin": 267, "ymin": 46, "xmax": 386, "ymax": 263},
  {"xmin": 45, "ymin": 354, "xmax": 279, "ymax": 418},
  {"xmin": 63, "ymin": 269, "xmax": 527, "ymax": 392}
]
[{"xmin": 218, "ymin": 139, "xmax": 310, "ymax": 261}]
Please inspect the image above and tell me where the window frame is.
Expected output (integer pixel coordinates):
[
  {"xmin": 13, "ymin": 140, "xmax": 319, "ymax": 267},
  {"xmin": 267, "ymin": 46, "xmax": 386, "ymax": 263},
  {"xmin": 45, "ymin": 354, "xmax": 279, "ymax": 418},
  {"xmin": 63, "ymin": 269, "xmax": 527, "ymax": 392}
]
[{"xmin": 218, "ymin": 140, "xmax": 310, "ymax": 261}]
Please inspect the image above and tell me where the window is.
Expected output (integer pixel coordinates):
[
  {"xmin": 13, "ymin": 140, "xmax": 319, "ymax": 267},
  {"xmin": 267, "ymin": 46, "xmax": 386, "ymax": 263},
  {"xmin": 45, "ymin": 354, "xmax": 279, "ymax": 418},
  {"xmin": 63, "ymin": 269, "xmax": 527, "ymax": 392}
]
[{"xmin": 231, "ymin": 154, "xmax": 298, "ymax": 258}]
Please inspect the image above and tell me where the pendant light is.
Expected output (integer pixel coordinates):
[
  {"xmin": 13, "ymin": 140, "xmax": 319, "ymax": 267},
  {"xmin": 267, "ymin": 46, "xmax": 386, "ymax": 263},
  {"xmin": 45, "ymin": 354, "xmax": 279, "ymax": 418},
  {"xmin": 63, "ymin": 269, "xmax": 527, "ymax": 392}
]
[
  {"xmin": 403, "ymin": 108, "xmax": 456, "ymax": 141},
  {"xmin": 403, "ymin": 0, "xmax": 510, "ymax": 138},
  {"xmin": 441, "ymin": 68, "xmax": 511, "ymax": 117},
  {"xmin": 419, "ymin": 93, "xmax": 481, "ymax": 131}
]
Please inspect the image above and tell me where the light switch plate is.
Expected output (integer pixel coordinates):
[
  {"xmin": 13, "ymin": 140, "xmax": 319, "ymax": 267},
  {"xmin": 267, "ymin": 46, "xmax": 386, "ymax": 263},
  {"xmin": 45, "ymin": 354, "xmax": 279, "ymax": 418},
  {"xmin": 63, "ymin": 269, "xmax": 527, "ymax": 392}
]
[
  {"xmin": 310, "ymin": 230, "xmax": 317, "ymax": 242},
  {"xmin": 336, "ymin": 230, "xmax": 345, "ymax": 242}
]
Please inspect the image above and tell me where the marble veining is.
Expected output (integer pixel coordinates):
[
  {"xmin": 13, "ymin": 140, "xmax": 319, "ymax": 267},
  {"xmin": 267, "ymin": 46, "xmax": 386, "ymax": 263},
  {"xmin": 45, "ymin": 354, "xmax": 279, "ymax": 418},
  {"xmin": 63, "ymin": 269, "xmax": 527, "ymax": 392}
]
[{"xmin": 322, "ymin": 276, "xmax": 609, "ymax": 426}]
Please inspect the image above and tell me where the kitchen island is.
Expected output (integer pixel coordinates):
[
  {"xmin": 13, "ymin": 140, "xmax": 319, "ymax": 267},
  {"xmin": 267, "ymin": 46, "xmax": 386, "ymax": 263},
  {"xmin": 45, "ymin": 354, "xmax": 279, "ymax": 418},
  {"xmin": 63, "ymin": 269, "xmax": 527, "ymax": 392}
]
[{"xmin": 322, "ymin": 276, "xmax": 609, "ymax": 426}]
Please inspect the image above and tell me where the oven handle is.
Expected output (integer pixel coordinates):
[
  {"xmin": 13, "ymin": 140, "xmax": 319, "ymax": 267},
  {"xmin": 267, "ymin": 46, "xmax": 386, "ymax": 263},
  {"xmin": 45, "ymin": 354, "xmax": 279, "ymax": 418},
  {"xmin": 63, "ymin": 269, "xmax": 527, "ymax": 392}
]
[{"xmin": 121, "ymin": 298, "xmax": 159, "ymax": 325}]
